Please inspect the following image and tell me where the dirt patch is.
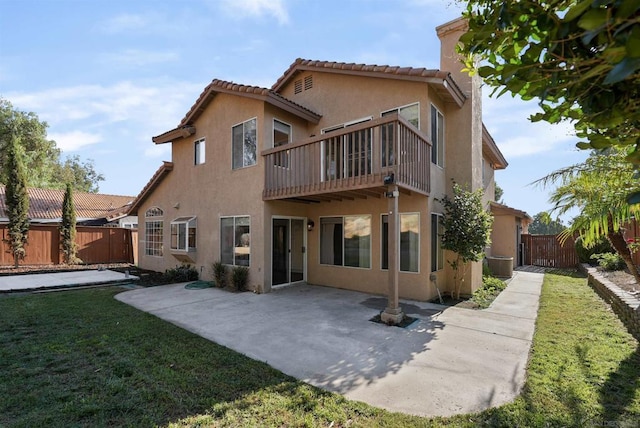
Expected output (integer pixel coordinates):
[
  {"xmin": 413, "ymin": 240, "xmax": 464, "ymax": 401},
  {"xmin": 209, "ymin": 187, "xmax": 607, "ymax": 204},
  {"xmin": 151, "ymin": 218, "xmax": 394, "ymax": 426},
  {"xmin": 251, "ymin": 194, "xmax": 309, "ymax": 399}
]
[
  {"xmin": 0, "ymin": 263, "xmax": 169, "ymax": 287},
  {"xmin": 599, "ymin": 268, "xmax": 640, "ymax": 295}
]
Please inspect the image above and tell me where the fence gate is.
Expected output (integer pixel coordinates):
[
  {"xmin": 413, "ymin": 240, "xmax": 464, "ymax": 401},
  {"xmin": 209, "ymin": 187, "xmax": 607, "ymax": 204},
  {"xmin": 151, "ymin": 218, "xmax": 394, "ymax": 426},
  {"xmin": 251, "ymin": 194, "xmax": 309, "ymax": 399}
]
[{"xmin": 522, "ymin": 234, "xmax": 579, "ymax": 268}]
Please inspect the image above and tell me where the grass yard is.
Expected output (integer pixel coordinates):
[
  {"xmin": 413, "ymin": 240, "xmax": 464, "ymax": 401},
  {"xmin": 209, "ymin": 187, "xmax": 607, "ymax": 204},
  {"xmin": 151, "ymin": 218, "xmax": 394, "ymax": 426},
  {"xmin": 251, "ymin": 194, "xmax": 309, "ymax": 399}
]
[{"xmin": 1, "ymin": 272, "xmax": 639, "ymax": 427}]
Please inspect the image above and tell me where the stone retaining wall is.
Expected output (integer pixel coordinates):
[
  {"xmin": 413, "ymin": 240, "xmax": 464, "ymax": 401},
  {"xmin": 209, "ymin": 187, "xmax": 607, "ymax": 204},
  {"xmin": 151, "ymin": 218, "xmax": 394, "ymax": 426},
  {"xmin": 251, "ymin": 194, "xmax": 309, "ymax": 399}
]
[{"xmin": 582, "ymin": 265, "xmax": 640, "ymax": 341}]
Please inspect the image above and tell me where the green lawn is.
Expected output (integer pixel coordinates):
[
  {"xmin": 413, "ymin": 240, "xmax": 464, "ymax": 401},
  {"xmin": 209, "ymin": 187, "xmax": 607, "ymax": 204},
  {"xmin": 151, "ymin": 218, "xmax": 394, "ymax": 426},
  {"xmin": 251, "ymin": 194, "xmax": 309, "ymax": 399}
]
[{"xmin": 1, "ymin": 272, "xmax": 638, "ymax": 427}]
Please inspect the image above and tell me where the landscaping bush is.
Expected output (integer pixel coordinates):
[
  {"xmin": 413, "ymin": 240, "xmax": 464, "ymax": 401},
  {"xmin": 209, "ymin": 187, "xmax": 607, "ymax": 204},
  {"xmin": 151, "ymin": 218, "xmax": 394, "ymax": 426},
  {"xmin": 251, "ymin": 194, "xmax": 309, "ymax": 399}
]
[
  {"xmin": 590, "ymin": 252, "xmax": 625, "ymax": 271},
  {"xmin": 164, "ymin": 264, "xmax": 199, "ymax": 282},
  {"xmin": 231, "ymin": 266, "xmax": 249, "ymax": 291},
  {"xmin": 471, "ymin": 276, "xmax": 507, "ymax": 308},
  {"xmin": 211, "ymin": 260, "xmax": 228, "ymax": 288},
  {"xmin": 575, "ymin": 235, "xmax": 613, "ymax": 264}
]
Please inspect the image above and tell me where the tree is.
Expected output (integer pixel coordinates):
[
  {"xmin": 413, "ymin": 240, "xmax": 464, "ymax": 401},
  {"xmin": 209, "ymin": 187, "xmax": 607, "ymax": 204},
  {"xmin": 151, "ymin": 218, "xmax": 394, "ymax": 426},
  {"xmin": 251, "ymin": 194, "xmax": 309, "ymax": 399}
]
[
  {"xmin": 0, "ymin": 98, "xmax": 104, "ymax": 192},
  {"xmin": 440, "ymin": 182, "xmax": 493, "ymax": 299},
  {"xmin": 459, "ymin": 1, "xmax": 640, "ymax": 162},
  {"xmin": 494, "ymin": 183, "xmax": 504, "ymax": 203},
  {"xmin": 528, "ymin": 212, "xmax": 566, "ymax": 235},
  {"xmin": 4, "ymin": 132, "xmax": 30, "ymax": 267},
  {"xmin": 60, "ymin": 183, "xmax": 81, "ymax": 264},
  {"xmin": 535, "ymin": 147, "xmax": 640, "ymax": 283}
]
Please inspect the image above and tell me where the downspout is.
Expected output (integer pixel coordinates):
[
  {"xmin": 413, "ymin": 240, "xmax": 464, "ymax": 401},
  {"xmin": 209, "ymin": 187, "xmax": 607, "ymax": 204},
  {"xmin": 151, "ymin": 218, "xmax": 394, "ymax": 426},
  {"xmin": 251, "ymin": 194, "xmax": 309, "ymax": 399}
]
[{"xmin": 430, "ymin": 273, "xmax": 444, "ymax": 304}]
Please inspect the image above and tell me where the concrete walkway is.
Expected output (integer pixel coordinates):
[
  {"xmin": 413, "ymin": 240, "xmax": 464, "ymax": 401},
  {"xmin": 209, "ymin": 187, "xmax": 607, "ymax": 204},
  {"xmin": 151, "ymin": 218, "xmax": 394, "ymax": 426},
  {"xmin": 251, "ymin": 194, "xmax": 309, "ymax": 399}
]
[
  {"xmin": 0, "ymin": 270, "xmax": 137, "ymax": 292},
  {"xmin": 115, "ymin": 270, "xmax": 544, "ymax": 418}
]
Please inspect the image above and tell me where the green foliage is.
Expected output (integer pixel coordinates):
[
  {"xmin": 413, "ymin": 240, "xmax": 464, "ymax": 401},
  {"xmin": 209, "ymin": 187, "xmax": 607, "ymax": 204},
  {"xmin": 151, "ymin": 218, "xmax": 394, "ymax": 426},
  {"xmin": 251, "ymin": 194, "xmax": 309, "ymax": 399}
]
[
  {"xmin": 231, "ymin": 266, "xmax": 250, "ymax": 292},
  {"xmin": 575, "ymin": 235, "xmax": 613, "ymax": 263},
  {"xmin": 471, "ymin": 276, "xmax": 507, "ymax": 308},
  {"xmin": 494, "ymin": 183, "xmax": 504, "ymax": 203},
  {"xmin": 0, "ymin": 98, "xmax": 104, "ymax": 192},
  {"xmin": 164, "ymin": 264, "xmax": 199, "ymax": 282},
  {"xmin": 440, "ymin": 182, "xmax": 493, "ymax": 299},
  {"xmin": 535, "ymin": 147, "xmax": 640, "ymax": 282},
  {"xmin": 4, "ymin": 133, "xmax": 30, "ymax": 267},
  {"xmin": 528, "ymin": 211, "xmax": 566, "ymax": 235},
  {"xmin": 212, "ymin": 260, "xmax": 229, "ymax": 288},
  {"xmin": 460, "ymin": 1, "xmax": 640, "ymax": 159},
  {"xmin": 59, "ymin": 183, "xmax": 81, "ymax": 265},
  {"xmin": 590, "ymin": 252, "xmax": 626, "ymax": 271}
]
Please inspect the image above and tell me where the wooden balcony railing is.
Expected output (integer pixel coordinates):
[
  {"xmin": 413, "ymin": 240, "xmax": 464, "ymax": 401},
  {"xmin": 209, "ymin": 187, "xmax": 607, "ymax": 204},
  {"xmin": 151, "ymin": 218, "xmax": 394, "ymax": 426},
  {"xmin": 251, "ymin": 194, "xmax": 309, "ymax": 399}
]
[{"xmin": 262, "ymin": 114, "xmax": 431, "ymax": 202}]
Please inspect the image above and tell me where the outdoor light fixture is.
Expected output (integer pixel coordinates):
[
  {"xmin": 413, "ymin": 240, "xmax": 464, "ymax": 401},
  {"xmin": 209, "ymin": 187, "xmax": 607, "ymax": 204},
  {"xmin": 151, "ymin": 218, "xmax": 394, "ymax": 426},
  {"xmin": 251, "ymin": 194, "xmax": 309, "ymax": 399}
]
[
  {"xmin": 383, "ymin": 173, "xmax": 395, "ymax": 185},
  {"xmin": 307, "ymin": 220, "xmax": 315, "ymax": 231}
]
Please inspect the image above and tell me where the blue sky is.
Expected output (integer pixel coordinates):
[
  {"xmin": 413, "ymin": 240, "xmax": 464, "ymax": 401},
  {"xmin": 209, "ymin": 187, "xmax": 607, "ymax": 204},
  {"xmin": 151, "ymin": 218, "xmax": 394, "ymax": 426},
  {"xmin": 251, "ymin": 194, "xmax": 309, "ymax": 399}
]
[{"xmin": 0, "ymin": 0, "xmax": 587, "ymax": 220}]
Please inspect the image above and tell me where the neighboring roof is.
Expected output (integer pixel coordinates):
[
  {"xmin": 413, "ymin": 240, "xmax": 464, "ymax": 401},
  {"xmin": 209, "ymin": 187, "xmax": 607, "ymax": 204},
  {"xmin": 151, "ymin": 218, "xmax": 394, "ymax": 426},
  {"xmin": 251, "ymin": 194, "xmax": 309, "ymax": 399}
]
[
  {"xmin": 153, "ymin": 79, "xmax": 322, "ymax": 144},
  {"xmin": 482, "ymin": 124, "xmax": 508, "ymax": 170},
  {"xmin": 0, "ymin": 186, "xmax": 135, "ymax": 223},
  {"xmin": 128, "ymin": 161, "xmax": 174, "ymax": 215},
  {"xmin": 490, "ymin": 201, "xmax": 532, "ymax": 222},
  {"xmin": 271, "ymin": 58, "xmax": 467, "ymax": 107}
]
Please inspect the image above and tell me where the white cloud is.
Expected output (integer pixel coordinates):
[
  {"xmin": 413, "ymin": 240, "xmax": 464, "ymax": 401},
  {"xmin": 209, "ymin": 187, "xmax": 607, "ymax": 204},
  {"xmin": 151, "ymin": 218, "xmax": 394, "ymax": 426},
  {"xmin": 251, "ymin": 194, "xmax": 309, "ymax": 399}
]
[
  {"xmin": 48, "ymin": 130, "xmax": 102, "ymax": 151},
  {"xmin": 482, "ymin": 91, "xmax": 578, "ymax": 158},
  {"xmin": 100, "ymin": 13, "xmax": 152, "ymax": 33},
  {"xmin": 5, "ymin": 79, "xmax": 204, "ymax": 159},
  {"xmin": 219, "ymin": 0, "xmax": 290, "ymax": 25},
  {"xmin": 98, "ymin": 49, "xmax": 180, "ymax": 67}
]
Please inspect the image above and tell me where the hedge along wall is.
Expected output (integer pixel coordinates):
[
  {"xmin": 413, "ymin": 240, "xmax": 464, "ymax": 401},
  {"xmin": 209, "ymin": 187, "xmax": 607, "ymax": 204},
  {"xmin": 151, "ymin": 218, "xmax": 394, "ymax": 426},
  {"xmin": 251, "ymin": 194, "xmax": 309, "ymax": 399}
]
[{"xmin": 583, "ymin": 265, "xmax": 640, "ymax": 342}]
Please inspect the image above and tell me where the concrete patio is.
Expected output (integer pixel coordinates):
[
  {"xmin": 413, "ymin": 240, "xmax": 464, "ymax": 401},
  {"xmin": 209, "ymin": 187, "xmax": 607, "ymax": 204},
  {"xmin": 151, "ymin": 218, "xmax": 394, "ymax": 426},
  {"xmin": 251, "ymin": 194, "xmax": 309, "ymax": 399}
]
[{"xmin": 115, "ymin": 270, "xmax": 544, "ymax": 417}]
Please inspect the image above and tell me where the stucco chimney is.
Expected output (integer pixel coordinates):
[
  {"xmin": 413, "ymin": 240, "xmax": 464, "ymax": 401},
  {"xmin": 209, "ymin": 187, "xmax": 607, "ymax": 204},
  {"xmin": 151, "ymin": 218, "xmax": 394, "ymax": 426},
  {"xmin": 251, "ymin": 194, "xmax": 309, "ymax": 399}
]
[{"xmin": 436, "ymin": 17, "xmax": 473, "ymax": 95}]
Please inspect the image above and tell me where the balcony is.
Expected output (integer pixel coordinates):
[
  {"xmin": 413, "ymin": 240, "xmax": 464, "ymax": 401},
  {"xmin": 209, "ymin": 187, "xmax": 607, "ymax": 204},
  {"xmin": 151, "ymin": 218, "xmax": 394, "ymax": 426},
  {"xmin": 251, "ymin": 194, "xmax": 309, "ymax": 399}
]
[{"xmin": 262, "ymin": 114, "xmax": 431, "ymax": 202}]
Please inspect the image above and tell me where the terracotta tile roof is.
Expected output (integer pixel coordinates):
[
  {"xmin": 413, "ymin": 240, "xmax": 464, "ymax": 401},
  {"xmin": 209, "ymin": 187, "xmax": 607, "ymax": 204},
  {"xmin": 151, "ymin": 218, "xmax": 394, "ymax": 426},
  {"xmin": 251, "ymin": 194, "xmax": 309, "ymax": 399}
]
[
  {"xmin": 270, "ymin": 58, "xmax": 466, "ymax": 106},
  {"xmin": 127, "ymin": 161, "xmax": 174, "ymax": 215},
  {"xmin": 0, "ymin": 186, "xmax": 135, "ymax": 222},
  {"xmin": 177, "ymin": 78, "xmax": 321, "ymax": 128},
  {"xmin": 490, "ymin": 201, "xmax": 532, "ymax": 222}
]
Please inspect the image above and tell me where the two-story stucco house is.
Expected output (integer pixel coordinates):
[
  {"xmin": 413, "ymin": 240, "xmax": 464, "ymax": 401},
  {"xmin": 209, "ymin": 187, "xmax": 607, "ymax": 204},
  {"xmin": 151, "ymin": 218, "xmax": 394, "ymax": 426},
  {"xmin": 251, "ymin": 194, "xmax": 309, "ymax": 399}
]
[{"xmin": 130, "ymin": 18, "xmax": 520, "ymax": 306}]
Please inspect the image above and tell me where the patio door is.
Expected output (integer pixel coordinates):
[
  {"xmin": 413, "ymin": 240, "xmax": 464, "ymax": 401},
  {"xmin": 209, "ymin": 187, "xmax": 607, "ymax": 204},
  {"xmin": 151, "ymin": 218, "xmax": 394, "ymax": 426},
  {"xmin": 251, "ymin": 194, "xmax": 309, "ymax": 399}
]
[{"xmin": 272, "ymin": 218, "xmax": 306, "ymax": 286}]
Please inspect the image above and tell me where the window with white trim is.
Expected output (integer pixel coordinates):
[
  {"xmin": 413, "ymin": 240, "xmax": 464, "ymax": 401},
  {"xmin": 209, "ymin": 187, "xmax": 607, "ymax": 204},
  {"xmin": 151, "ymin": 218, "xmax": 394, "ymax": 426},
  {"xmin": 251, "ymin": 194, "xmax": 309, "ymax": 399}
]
[
  {"xmin": 232, "ymin": 118, "xmax": 257, "ymax": 169},
  {"xmin": 194, "ymin": 138, "xmax": 205, "ymax": 165},
  {"xmin": 431, "ymin": 104, "xmax": 444, "ymax": 167},
  {"xmin": 382, "ymin": 102, "xmax": 420, "ymax": 128},
  {"xmin": 431, "ymin": 213, "xmax": 444, "ymax": 272},
  {"xmin": 381, "ymin": 213, "xmax": 420, "ymax": 272},
  {"xmin": 320, "ymin": 215, "xmax": 371, "ymax": 268},
  {"xmin": 144, "ymin": 207, "xmax": 163, "ymax": 256},
  {"xmin": 170, "ymin": 216, "xmax": 197, "ymax": 251},
  {"xmin": 321, "ymin": 117, "xmax": 372, "ymax": 180},
  {"xmin": 273, "ymin": 119, "xmax": 291, "ymax": 168},
  {"xmin": 220, "ymin": 216, "xmax": 250, "ymax": 266}
]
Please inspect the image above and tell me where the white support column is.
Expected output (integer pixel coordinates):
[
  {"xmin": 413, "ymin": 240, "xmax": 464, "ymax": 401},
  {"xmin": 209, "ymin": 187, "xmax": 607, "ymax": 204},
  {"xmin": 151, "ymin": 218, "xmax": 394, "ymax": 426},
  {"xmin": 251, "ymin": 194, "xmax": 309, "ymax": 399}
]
[{"xmin": 381, "ymin": 184, "xmax": 404, "ymax": 325}]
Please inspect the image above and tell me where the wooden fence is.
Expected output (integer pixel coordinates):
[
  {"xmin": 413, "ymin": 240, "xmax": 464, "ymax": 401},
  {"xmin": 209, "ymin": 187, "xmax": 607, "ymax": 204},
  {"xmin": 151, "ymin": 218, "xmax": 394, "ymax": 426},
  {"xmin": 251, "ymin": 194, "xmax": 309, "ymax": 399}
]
[
  {"xmin": 0, "ymin": 225, "xmax": 137, "ymax": 266},
  {"xmin": 522, "ymin": 234, "xmax": 579, "ymax": 268}
]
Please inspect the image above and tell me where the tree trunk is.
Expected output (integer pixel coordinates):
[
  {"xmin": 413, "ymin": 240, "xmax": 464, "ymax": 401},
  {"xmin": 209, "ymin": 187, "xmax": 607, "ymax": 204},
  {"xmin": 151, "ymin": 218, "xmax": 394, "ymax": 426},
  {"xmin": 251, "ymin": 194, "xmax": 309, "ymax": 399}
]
[{"xmin": 607, "ymin": 230, "xmax": 640, "ymax": 285}]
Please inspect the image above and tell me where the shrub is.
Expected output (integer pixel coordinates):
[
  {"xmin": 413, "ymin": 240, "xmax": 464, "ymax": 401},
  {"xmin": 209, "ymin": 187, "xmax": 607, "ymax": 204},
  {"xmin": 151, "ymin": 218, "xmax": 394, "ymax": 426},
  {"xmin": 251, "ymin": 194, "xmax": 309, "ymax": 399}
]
[
  {"xmin": 164, "ymin": 264, "xmax": 199, "ymax": 282},
  {"xmin": 575, "ymin": 236, "xmax": 613, "ymax": 264},
  {"xmin": 231, "ymin": 266, "xmax": 249, "ymax": 292},
  {"xmin": 212, "ymin": 261, "xmax": 228, "ymax": 288},
  {"xmin": 471, "ymin": 276, "xmax": 507, "ymax": 309},
  {"xmin": 590, "ymin": 252, "xmax": 625, "ymax": 271}
]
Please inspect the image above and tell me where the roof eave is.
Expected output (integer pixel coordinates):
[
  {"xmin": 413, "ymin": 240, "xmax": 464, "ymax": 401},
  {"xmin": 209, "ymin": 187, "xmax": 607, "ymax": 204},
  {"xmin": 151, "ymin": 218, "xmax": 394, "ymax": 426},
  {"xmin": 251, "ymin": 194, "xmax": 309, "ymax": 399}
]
[
  {"xmin": 128, "ymin": 162, "xmax": 174, "ymax": 215},
  {"xmin": 152, "ymin": 125, "xmax": 196, "ymax": 145},
  {"xmin": 482, "ymin": 124, "xmax": 508, "ymax": 169}
]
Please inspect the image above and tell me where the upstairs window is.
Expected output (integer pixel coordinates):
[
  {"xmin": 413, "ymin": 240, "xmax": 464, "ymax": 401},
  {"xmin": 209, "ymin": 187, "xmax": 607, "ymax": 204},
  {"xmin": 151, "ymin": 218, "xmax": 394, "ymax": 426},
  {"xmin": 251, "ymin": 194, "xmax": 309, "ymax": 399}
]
[
  {"xmin": 194, "ymin": 138, "xmax": 205, "ymax": 165},
  {"xmin": 431, "ymin": 105, "xmax": 444, "ymax": 167},
  {"xmin": 232, "ymin": 118, "xmax": 257, "ymax": 169},
  {"xmin": 273, "ymin": 119, "xmax": 291, "ymax": 168},
  {"xmin": 382, "ymin": 102, "xmax": 420, "ymax": 129},
  {"xmin": 170, "ymin": 216, "xmax": 197, "ymax": 251}
]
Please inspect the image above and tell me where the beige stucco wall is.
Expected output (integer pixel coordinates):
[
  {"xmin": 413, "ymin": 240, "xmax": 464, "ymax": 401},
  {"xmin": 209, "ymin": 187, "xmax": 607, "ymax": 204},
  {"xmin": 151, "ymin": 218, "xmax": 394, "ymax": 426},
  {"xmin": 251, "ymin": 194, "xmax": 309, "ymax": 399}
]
[
  {"xmin": 491, "ymin": 215, "xmax": 518, "ymax": 262},
  {"xmin": 136, "ymin": 18, "xmax": 496, "ymax": 301}
]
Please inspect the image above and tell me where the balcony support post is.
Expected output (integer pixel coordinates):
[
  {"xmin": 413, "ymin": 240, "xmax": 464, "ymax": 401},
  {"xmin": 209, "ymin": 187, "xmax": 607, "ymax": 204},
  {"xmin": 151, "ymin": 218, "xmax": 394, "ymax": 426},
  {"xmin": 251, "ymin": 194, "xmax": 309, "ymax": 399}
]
[{"xmin": 381, "ymin": 183, "xmax": 404, "ymax": 325}]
